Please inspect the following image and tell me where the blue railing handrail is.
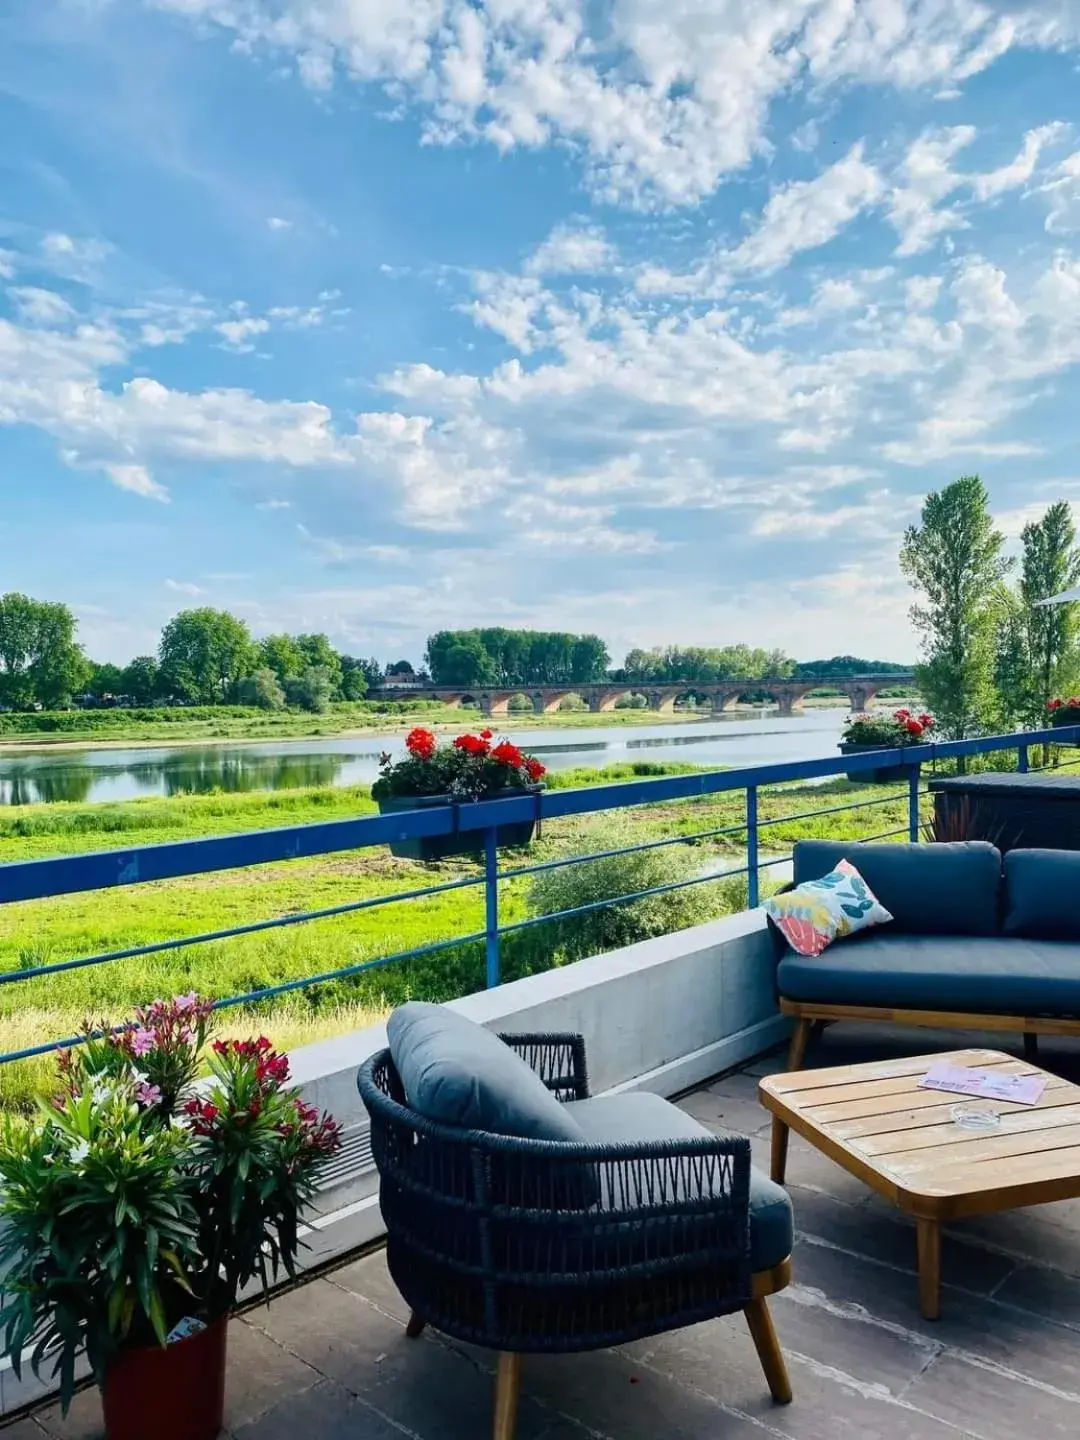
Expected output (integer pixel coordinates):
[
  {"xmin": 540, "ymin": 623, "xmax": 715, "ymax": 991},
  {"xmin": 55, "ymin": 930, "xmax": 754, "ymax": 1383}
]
[{"xmin": 0, "ymin": 725, "xmax": 1072, "ymax": 904}]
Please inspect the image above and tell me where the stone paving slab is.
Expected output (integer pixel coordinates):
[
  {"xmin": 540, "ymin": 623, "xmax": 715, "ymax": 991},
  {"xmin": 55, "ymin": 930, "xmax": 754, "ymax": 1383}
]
[{"xmin": 11, "ymin": 1027, "xmax": 1080, "ymax": 1439}]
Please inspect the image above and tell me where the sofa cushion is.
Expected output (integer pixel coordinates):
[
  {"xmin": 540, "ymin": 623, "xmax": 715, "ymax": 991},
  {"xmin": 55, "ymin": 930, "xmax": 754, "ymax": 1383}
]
[
  {"xmin": 564, "ymin": 1092, "xmax": 793, "ymax": 1271},
  {"xmin": 387, "ymin": 1002, "xmax": 586, "ymax": 1143},
  {"xmin": 765, "ymin": 859, "xmax": 893, "ymax": 956},
  {"xmin": 1004, "ymin": 849, "xmax": 1080, "ymax": 940},
  {"xmin": 777, "ymin": 932, "xmax": 1080, "ymax": 1015},
  {"xmin": 793, "ymin": 840, "xmax": 1002, "ymax": 936}
]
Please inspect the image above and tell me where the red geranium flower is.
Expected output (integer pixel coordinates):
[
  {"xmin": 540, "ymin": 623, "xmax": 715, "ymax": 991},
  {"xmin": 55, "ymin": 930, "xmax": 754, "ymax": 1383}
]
[
  {"xmin": 1048, "ymin": 698, "xmax": 1063, "ymax": 710},
  {"xmin": 480, "ymin": 728, "xmax": 493, "ymax": 740},
  {"xmin": 524, "ymin": 757, "xmax": 546, "ymax": 781},
  {"xmin": 491, "ymin": 741, "xmax": 524, "ymax": 767},
  {"xmin": 894, "ymin": 708, "xmax": 911, "ymax": 721},
  {"xmin": 917, "ymin": 713, "xmax": 934, "ymax": 728},
  {"xmin": 1068, "ymin": 698, "xmax": 1080, "ymax": 709},
  {"xmin": 405, "ymin": 727, "xmax": 437, "ymax": 760},
  {"xmin": 453, "ymin": 733, "xmax": 490, "ymax": 756},
  {"xmin": 905, "ymin": 719, "xmax": 924, "ymax": 737}
]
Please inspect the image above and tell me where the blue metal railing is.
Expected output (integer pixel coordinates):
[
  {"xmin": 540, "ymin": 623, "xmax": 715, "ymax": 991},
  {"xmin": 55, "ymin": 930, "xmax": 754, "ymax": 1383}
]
[{"xmin": 0, "ymin": 724, "xmax": 1077, "ymax": 1066}]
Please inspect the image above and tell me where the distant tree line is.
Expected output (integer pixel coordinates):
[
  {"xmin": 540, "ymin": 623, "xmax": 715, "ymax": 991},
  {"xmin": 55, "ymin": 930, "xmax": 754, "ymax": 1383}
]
[
  {"xmin": 424, "ymin": 629, "xmax": 610, "ymax": 687},
  {"xmin": 0, "ymin": 598, "xmax": 387, "ymax": 714}
]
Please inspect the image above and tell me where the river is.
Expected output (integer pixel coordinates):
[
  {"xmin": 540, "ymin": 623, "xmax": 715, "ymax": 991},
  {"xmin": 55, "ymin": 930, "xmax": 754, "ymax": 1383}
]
[{"xmin": 0, "ymin": 709, "xmax": 854, "ymax": 806}]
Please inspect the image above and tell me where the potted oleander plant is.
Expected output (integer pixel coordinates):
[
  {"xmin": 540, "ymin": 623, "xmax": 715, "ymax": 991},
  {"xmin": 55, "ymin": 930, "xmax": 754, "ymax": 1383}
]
[
  {"xmin": 839, "ymin": 708, "xmax": 934, "ymax": 783},
  {"xmin": 0, "ymin": 995, "xmax": 341, "ymax": 1440},
  {"xmin": 372, "ymin": 726, "xmax": 547, "ymax": 860}
]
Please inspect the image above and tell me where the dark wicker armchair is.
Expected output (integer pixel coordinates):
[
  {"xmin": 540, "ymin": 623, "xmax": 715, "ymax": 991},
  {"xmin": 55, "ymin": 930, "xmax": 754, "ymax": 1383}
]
[{"xmin": 358, "ymin": 1032, "xmax": 793, "ymax": 1440}]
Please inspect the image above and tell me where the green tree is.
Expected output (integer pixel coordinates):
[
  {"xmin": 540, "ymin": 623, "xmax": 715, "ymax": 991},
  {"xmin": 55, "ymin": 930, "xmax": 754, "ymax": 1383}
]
[
  {"xmin": 158, "ymin": 608, "xmax": 254, "ymax": 704},
  {"xmin": 1019, "ymin": 500, "xmax": 1080, "ymax": 718},
  {"xmin": 989, "ymin": 586, "xmax": 1029, "ymax": 730},
  {"xmin": 339, "ymin": 656, "xmax": 373, "ymax": 700},
  {"xmin": 900, "ymin": 476, "xmax": 1011, "ymax": 739},
  {"xmin": 256, "ymin": 634, "xmax": 305, "ymax": 688},
  {"xmin": 86, "ymin": 662, "xmax": 125, "ymax": 700},
  {"xmin": 121, "ymin": 656, "xmax": 160, "ymax": 706},
  {"xmin": 285, "ymin": 665, "xmax": 333, "ymax": 712},
  {"xmin": 294, "ymin": 634, "xmax": 343, "ymax": 697},
  {"xmin": 236, "ymin": 667, "xmax": 287, "ymax": 711},
  {"xmin": 0, "ymin": 594, "xmax": 88, "ymax": 710}
]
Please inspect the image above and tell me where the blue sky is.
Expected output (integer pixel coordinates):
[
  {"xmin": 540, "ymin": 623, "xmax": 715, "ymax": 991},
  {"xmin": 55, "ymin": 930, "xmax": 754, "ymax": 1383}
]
[{"xmin": 3, "ymin": 1, "xmax": 1080, "ymax": 667}]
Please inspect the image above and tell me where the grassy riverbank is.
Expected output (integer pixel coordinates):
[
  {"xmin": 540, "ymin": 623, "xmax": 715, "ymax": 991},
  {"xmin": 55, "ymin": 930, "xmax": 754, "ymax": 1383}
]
[{"xmin": 0, "ymin": 760, "xmax": 919, "ymax": 1111}]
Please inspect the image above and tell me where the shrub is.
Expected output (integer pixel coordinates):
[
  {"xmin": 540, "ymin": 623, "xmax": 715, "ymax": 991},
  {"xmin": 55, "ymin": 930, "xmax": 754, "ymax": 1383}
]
[
  {"xmin": 557, "ymin": 693, "xmax": 588, "ymax": 711},
  {"xmin": 614, "ymin": 693, "xmax": 648, "ymax": 709},
  {"xmin": 524, "ymin": 839, "xmax": 719, "ymax": 964},
  {"xmin": 506, "ymin": 693, "xmax": 534, "ymax": 712},
  {"xmin": 235, "ymin": 668, "xmax": 286, "ymax": 711}
]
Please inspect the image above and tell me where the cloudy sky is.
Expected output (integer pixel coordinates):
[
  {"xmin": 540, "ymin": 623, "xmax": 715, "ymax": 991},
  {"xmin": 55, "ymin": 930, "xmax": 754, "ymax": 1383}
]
[{"xmin": 3, "ymin": 1, "xmax": 1080, "ymax": 667}]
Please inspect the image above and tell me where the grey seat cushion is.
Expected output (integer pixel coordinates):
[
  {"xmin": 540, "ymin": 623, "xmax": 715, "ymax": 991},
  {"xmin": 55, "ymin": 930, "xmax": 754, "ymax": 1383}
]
[
  {"xmin": 777, "ymin": 932, "xmax": 1080, "ymax": 1015},
  {"xmin": 564, "ymin": 1092, "xmax": 793, "ymax": 1271},
  {"xmin": 1004, "ymin": 849, "xmax": 1080, "ymax": 940},
  {"xmin": 793, "ymin": 840, "xmax": 1002, "ymax": 936},
  {"xmin": 387, "ymin": 1002, "xmax": 586, "ymax": 1144}
]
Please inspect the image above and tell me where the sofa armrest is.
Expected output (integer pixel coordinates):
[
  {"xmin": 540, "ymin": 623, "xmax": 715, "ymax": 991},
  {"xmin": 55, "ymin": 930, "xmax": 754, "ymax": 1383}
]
[{"xmin": 498, "ymin": 1032, "xmax": 590, "ymax": 1101}]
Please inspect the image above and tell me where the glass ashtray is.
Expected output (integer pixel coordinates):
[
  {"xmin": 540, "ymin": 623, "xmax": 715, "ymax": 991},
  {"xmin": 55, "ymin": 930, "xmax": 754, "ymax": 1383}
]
[{"xmin": 949, "ymin": 1103, "xmax": 1001, "ymax": 1132}]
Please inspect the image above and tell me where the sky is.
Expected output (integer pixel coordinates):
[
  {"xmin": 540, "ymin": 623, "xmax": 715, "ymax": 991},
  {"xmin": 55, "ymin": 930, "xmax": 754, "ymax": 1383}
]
[{"xmin": 2, "ymin": 2, "xmax": 1080, "ymax": 668}]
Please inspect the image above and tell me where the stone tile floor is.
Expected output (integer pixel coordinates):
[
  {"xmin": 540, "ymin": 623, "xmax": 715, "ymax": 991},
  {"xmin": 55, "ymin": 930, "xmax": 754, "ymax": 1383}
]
[{"xmin": 9, "ymin": 1021, "xmax": 1080, "ymax": 1440}]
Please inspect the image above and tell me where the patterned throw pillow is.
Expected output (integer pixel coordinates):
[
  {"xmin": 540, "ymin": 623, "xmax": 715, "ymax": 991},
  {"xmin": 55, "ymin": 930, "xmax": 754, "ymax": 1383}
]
[{"xmin": 764, "ymin": 859, "xmax": 893, "ymax": 957}]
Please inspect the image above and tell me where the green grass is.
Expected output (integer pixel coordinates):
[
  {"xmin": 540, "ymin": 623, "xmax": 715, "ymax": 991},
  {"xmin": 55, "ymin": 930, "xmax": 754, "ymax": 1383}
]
[{"xmin": 0, "ymin": 762, "xmax": 920, "ymax": 1112}]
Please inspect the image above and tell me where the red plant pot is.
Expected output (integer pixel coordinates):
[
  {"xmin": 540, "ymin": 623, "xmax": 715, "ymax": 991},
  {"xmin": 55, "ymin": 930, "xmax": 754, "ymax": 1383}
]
[{"xmin": 103, "ymin": 1317, "xmax": 228, "ymax": 1440}]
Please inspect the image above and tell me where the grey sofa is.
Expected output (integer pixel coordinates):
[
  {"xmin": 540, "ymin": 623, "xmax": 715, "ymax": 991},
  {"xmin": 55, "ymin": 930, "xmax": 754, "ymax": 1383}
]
[{"xmin": 775, "ymin": 840, "xmax": 1080, "ymax": 1069}]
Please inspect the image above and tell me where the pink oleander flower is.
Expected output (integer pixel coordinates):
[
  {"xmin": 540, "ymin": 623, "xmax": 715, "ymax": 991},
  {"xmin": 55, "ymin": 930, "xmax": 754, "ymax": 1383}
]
[
  {"xmin": 130, "ymin": 1027, "xmax": 156, "ymax": 1056},
  {"xmin": 135, "ymin": 1081, "xmax": 162, "ymax": 1107}
]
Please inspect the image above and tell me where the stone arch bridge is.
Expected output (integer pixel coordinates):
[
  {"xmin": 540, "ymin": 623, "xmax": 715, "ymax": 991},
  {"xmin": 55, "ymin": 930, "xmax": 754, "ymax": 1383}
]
[{"xmin": 374, "ymin": 674, "xmax": 914, "ymax": 718}]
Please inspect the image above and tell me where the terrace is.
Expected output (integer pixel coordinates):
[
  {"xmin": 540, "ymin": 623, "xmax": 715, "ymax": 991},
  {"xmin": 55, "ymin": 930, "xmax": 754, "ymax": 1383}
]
[{"xmin": 3, "ymin": 728, "xmax": 1080, "ymax": 1440}]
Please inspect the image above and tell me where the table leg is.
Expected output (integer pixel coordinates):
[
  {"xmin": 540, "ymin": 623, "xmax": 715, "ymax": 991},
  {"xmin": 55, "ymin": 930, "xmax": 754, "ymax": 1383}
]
[
  {"xmin": 916, "ymin": 1218, "xmax": 941, "ymax": 1320},
  {"xmin": 770, "ymin": 1116, "xmax": 790, "ymax": 1185}
]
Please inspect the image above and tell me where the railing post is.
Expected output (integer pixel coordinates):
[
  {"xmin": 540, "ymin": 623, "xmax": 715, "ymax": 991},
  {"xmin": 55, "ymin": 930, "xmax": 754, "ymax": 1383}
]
[
  {"xmin": 484, "ymin": 827, "xmax": 500, "ymax": 988},
  {"xmin": 1017, "ymin": 742, "xmax": 1029, "ymax": 774},
  {"xmin": 746, "ymin": 786, "xmax": 759, "ymax": 909},
  {"xmin": 908, "ymin": 765, "xmax": 921, "ymax": 842}
]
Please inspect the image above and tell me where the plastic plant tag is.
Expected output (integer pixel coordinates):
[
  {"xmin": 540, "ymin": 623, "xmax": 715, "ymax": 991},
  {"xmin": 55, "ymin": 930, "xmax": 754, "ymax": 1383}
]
[
  {"xmin": 920, "ymin": 1064, "xmax": 1046, "ymax": 1106},
  {"xmin": 166, "ymin": 1316, "xmax": 208, "ymax": 1345}
]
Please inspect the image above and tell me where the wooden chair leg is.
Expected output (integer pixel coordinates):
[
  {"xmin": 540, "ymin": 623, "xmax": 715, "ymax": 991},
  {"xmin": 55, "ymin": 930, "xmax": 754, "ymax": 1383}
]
[
  {"xmin": 744, "ymin": 1298, "xmax": 792, "ymax": 1404},
  {"xmin": 493, "ymin": 1352, "xmax": 522, "ymax": 1440},
  {"xmin": 405, "ymin": 1312, "xmax": 426, "ymax": 1339},
  {"xmin": 770, "ymin": 1116, "xmax": 790, "ymax": 1185},
  {"xmin": 1023, "ymin": 1031, "xmax": 1039, "ymax": 1062},
  {"xmin": 786, "ymin": 1018, "xmax": 812, "ymax": 1072}
]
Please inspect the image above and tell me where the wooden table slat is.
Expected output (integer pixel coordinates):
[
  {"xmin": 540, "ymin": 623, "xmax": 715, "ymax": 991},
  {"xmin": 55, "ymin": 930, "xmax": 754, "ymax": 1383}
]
[
  {"xmin": 764, "ymin": 1049, "xmax": 1012, "ymax": 1094},
  {"xmin": 855, "ymin": 1101, "xmax": 1080, "ymax": 1156}
]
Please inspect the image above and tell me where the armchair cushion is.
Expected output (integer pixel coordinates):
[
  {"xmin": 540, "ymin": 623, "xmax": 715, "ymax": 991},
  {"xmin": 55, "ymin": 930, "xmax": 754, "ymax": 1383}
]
[
  {"xmin": 564, "ymin": 1092, "xmax": 793, "ymax": 1271},
  {"xmin": 1003, "ymin": 849, "xmax": 1080, "ymax": 940},
  {"xmin": 387, "ymin": 1001, "xmax": 587, "ymax": 1144}
]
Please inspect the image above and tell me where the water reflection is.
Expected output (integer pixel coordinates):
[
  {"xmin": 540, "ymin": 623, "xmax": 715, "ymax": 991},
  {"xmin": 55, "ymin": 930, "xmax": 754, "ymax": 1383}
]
[{"xmin": 0, "ymin": 749, "xmax": 348, "ymax": 806}]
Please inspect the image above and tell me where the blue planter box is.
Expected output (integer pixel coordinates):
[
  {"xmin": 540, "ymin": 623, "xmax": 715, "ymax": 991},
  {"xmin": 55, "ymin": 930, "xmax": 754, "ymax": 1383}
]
[{"xmin": 377, "ymin": 787, "xmax": 543, "ymax": 861}]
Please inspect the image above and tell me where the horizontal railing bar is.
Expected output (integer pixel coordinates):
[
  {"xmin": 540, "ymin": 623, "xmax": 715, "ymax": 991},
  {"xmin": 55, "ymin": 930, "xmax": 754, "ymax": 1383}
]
[
  {"xmin": 0, "ymin": 929, "xmax": 489, "ymax": 1066},
  {"xmin": 0, "ymin": 726, "xmax": 1073, "ymax": 906},
  {"xmin": 497, "ymin": 820, "xmax": 748, "ymax": 881},
  {"xmin": 754, "ymin": 789, "xmax": 913, "ymax": 829},
  {"xmin": 0, "ymin": 872, "xmax": 484, "ymax": 986}
]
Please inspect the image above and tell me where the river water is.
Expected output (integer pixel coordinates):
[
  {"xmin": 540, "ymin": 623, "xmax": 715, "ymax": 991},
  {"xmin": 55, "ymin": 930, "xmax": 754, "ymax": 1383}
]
[{"xmin": 0, "ymin": 709, "xmax": 853, "ymax": 807}]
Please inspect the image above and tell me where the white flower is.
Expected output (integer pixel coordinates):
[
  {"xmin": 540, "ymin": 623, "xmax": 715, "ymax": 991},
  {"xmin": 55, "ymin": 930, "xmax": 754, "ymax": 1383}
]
[
  {"xmin": 68, "ymin": 1140, "xmax": 90, "ymax": 1166},
  {"xmin": 91, "ymin": 1080, "xmax": 113, "ymax": 1104}
]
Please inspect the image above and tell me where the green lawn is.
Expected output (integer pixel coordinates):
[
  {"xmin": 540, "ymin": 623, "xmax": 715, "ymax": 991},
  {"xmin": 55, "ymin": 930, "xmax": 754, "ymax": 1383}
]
[{"xmin": 0, "ymin": 764, "xmax": 920, "ymax": 1111}]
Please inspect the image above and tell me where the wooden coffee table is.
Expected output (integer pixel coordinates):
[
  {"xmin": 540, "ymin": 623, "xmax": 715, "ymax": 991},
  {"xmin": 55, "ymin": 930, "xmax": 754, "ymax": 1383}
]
[{"xmin": 759, "ymin": 1048, "xmax": 1080, "ymax": 1319}]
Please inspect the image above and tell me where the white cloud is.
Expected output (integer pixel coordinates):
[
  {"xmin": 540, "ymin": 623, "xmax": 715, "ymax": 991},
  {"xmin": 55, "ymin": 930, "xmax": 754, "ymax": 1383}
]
[
  {"xmin": 888, "ymin": 126, "xmax": 977, "ymax": 256},
  {"xmin": 8, "ymin": 287, "xmax": 76, "ymax": 326},
  {"xmin": 525, "ymin": 222, "xmax": 618, "ymax": 276},
  {"xmin": 216, "ymin": 316, "xmax": 271, "ymax": 351},
  {"xmin": 905, "ymin": 275, "xmax": 943, "ymax": 311},
  {"xmin": 106, "ymin": 463, "xmax": 170, "ymax": 502},
  {"xmin": 267, "ymin": 216, "xmax": 293, "ymax": 230},
  {"xmin": 164, "ymin": 578, "xmax": 205, "ymax": 595},
  {"xmin": 256, "ymin": 498, "xmax": 292, "ymax": 510},
  {"xmin": 39, "ymin": 232, "xmax": 111, "ymax": 281},
  {"xmin": 149, "ymin": 0, "xmax": 1080, "ymax": 208},
  {"xmin": 951, "ymin": 257, "xmax": 1023, "ymax": 330},
  {"xmin": 0, "ymin": 250, "xmax": 15, "ymax": 281},
  {"xmin": 970, "ymin": 121, "xmax": 1067, "ymax": 201},
  {"xmin": 1036, "ymin": 151, "xmax": 1080, "ymax": 234},
  {"xmin": 725, "ymin": 145, "xmax": 882, "ymax": 275}
]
